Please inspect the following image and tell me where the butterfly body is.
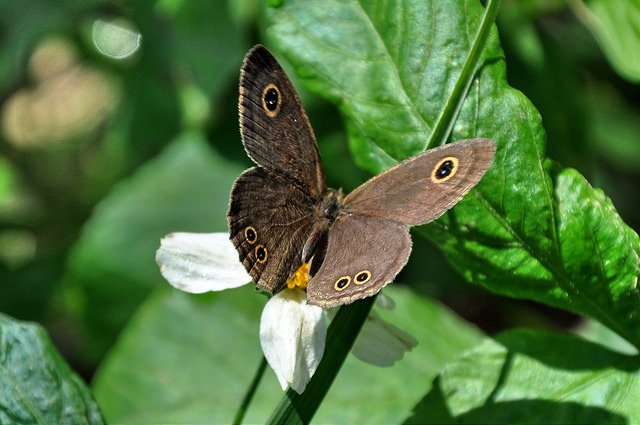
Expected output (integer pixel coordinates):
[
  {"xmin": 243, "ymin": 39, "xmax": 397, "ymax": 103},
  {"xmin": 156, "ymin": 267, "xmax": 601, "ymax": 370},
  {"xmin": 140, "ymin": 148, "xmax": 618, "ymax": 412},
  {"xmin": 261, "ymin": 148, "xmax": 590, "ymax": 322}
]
[{"xmin": 228, "ymin": 45, "xmax": 496, "ymax": 308}]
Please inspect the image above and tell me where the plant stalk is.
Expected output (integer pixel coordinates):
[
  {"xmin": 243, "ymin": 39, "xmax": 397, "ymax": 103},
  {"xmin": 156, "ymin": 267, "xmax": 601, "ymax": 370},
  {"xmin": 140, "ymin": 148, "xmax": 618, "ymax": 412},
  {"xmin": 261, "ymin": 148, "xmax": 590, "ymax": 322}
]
[
  {"xmin": 427, "ymin": 0, "xmax": 502, "ymax": 149},
  {"xmin": 232, "ymin": 355, "xmax": 268, "ymax": 425}
]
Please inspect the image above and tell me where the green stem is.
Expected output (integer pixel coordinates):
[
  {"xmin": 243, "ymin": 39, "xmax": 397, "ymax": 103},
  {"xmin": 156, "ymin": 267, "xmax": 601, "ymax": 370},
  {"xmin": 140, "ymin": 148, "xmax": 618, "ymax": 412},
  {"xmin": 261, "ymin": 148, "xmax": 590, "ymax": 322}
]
[
  {"xmin": 267, "ymin": 296, "xmax": 376, "ymax": 425},
  {"xmin": 232, "ymin": 355, "xmax": 268, "ymax": 425},
  {"xmin": 427, "ymin": 0, "xmax": 502, "ymax": 149}
]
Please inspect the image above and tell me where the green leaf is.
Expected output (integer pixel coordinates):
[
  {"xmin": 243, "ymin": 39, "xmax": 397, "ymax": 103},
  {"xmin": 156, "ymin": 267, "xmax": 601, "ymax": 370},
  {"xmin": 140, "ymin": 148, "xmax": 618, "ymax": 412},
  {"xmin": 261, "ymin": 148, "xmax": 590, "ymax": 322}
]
[
  {"xmin": 267, "ymin": 0, "xmax": 503, "ymax": 172},
  {"xmin": 265, "ymin": 0, "xmax": 640, "ymax": 348},
  {"xmin": 428, "ymin": 162, "xmax": 640, "ymax": 348},
  {"xmin": 554, "ymin": 168, "xmax": 640, "ymax": 342},
  {"xmin": 572, "ymin": 0, "xmax": 640, "ymax": 83},
  {"xmin": 92, "ymin": 287, "xmax": 264, "ymax": 424},
  {"xmin": 62, "ymin": 133, "xmax": 245, "ymax": 361},
  {"xmin": 406, "ymin": 329, "xmax": 640, "ymax": 423},
  {"xmin": 0, "ymin": 313, "xmax": 104, "ymax": 425},
  {"xmin": 92, "ymin": 285, "xmax": 483, "ymax": 424}
]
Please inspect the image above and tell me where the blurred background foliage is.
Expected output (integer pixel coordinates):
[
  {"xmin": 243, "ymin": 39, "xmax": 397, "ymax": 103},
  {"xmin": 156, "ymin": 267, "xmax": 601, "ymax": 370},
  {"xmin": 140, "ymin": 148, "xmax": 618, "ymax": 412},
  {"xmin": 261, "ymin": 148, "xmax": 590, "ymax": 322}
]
[{"xmin": 0, "ymin": 0, "xmax": 638, "ymax": 386}]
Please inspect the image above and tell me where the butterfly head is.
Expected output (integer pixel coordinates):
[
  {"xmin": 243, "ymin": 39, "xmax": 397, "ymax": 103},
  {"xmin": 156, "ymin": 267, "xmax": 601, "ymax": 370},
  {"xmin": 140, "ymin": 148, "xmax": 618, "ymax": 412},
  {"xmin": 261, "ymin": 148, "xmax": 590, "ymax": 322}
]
[{"xmin": 321, "ymin": 188, "xmax": 344, "ymax": 220}]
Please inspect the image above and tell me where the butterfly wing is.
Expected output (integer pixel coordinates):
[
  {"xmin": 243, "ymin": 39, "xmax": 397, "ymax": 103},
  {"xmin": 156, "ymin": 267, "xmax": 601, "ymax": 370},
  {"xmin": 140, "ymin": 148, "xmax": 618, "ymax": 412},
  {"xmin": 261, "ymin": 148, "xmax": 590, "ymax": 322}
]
[
  {"xmin": 239, "ymin": 45, "xmax": 325, "ymax": 197},
  {"xmin": 228, "ymin": 167, "xmax": 316, "ymax": 293},
  {"xmin": 306, "ymin": 214, "xmax": 411, "ymax": 308},
  {"xmin": 344, "ymin": 139, "xmax": 495, "ymax": 225},
  {"xmin": 306, "ymin": 139, "xmax": 495, "ymax": 307}
]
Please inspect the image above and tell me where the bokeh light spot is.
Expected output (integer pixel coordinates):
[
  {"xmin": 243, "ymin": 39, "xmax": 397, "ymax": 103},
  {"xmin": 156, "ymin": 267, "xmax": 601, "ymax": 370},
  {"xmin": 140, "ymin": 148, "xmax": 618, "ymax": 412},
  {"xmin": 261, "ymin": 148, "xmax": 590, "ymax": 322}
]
[{"xmin": 92, "ymin": 18, "xmax": 141, "ymax": 60}]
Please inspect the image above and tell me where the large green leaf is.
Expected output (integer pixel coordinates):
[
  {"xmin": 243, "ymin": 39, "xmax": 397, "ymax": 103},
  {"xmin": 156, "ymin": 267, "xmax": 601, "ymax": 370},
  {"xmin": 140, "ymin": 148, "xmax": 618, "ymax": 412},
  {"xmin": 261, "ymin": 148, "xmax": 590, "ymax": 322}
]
[
  {"xmin": 62, "ymin": 133, "xmax": 244, "ymax": 360},
  {"xmin": 0, "ymin": 314, "xmax": 104, "ymax": 425},
  {"xmin": 92, "ymin": 285, "xmax": 484, "ymax": 424},
  {"xmin": 406, "ymin": 329, "xmax": 640, "ymax": 423},
  {"xmin": 429, "ymin": 162, "xmax": 640, "ymax": 347},
  {"xmin": 265, "ymin": 0, "xmax": 640, "ymax": 348},
  {"xmin": 266, "ymin": 0, "xmax": 504, "ymax": 171}
]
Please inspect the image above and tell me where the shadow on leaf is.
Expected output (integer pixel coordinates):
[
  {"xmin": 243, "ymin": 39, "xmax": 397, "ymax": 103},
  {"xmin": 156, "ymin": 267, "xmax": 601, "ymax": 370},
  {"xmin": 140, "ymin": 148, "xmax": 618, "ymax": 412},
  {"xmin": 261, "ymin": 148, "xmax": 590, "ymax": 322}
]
[
  {"xmin": 405, "ymin": 379, "xmax": 626, "ymax": 424},
  {"xmin": 496, "ymin": 328, "xmax": 639, "ymax": 372},
  {"xmin": 405, "ymin": 329, "xmax": 638, "ymax": 424}
]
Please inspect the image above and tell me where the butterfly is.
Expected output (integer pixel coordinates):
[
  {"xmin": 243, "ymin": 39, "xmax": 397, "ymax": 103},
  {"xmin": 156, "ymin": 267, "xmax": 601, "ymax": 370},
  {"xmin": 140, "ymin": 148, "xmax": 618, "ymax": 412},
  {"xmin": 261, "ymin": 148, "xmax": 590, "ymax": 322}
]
[{"xmin": 228, "ymin": 45, "xmax": 495, "ymax": 308}]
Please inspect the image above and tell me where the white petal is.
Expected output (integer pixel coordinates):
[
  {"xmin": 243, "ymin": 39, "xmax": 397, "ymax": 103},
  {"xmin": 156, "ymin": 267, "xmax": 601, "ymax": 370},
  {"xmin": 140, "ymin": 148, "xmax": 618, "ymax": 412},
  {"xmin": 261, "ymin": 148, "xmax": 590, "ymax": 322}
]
[
  {"xmin": 155, "ymin": 232, "xmax": 250, "ymax": 293},
  {"xmin": 351, "ymin": 312, "xmax": 417, "ymax": 367},
  {"xmin": 260, "ymin": 288, "xmax": 326, "ymax": 394}
]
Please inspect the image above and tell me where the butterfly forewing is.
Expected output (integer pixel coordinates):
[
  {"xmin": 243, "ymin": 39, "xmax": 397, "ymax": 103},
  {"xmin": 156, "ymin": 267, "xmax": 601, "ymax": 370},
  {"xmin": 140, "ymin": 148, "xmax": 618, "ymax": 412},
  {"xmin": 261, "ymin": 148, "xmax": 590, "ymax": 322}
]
[
  {"xmin": 344, "ymin": 139, "xmax": 496, "ymax": 225},
  {"xmin": 239, "ymin": 45, "xmax": 325, "ymax": 197},
  {"xmin": 228, "ymin": 167, "xmax": 316, "ymax": 293},
  {"xmin": 306, "ymin": 215, "xmax": 412, "ymax": 308}
]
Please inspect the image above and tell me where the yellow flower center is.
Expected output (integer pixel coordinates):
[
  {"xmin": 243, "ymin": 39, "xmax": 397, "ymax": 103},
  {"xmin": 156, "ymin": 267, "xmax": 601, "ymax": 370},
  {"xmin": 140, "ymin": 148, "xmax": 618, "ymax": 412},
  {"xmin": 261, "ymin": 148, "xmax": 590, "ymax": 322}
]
[{"xmin": 286, "ymin": 263, "xmax": 309, "ymax": 290}]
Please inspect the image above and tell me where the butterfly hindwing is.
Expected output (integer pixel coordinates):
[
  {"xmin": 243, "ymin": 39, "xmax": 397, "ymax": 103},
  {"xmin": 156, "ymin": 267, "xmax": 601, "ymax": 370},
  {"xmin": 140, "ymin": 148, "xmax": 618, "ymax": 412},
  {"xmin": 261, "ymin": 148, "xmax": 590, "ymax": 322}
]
[
  {"xmin": 228, "ymin": 167, "xmax": 316, "ymax": 293},
  {"xmin": 306, "ymin": 214, "xmax": 412, "ymax": 308}
]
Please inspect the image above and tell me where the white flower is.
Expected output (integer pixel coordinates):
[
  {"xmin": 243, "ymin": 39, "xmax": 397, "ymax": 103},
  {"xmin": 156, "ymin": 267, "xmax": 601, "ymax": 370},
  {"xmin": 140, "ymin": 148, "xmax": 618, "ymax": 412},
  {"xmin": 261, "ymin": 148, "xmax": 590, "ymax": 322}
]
[
  {"xmin": 156, "ymin": 232, "xmax": 249, "ymax": 292},
  {"xmin": 156, "ymin": 232, "xmax": 324, "ymax": 393},
  {"xmin": 156, "ymin": 232, "xmax": 416, "ymax": 394},
  {"xmin": 260, "ymin": 288, "xmax": 326, "ymax": 393}
]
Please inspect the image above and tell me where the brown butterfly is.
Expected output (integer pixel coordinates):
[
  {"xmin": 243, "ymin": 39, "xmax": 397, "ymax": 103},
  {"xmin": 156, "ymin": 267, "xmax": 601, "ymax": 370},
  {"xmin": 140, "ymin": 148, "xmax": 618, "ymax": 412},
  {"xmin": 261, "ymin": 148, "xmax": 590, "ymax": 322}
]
[{"xmin": 228, "ymin": 45, "xmax": 495, "ymax": 308}]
